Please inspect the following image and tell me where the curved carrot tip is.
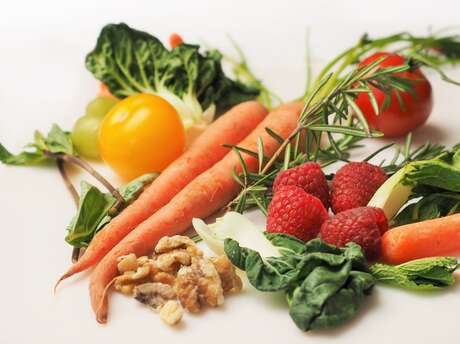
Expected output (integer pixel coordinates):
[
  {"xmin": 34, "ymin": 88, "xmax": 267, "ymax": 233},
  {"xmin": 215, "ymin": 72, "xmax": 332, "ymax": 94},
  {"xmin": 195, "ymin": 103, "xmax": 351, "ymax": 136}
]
[
  {"xmin": 169, "ymin": 33, "xmax": 183, "ymax": 49},
  {"xmin": 95, "ymin": 278, "xmax": 116, "ymax": 324},
  {"xmin": 53, "ymin": 272, "xmax": 71, "ymax": 294}
]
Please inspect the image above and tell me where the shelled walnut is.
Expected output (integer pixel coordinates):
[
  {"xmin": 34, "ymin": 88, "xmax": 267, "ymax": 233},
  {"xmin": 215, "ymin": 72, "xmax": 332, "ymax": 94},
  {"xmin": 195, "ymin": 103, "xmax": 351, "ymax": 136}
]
[{"xmin": 114, "ymin": 235, "xmax": 242, "ymax": 326}]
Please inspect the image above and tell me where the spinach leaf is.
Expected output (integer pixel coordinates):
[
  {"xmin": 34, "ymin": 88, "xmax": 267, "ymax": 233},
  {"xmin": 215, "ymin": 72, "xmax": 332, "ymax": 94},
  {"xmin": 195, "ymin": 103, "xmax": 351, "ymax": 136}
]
[
  {"xmin": 370, "ymin": 257, "xmax": 458, "ymax": 291},
  {"xmin": 224, "ymin": 236, "xmax": 375, "ymax": 331},
  {"xmin": 66, "ymin": 173, "xmax": 157, "ymax": 247},
  {"xmin": 85, "ymin": 23, "xmax": 259, "ymax": 126},
  {"xmin": 0, "ymin": 124, "xmax": 74, "ymax": 165},
  {"xmin": 394, "ymin": 185, "xmax": 460, "ymax": 226}
]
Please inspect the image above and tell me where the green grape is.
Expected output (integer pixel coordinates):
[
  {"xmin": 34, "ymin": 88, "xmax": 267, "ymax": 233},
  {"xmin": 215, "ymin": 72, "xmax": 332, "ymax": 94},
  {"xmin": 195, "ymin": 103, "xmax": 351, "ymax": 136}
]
[
  {"xmin": 71, "ymin": 97, "xmax": 118, "ymax": 159},
  {"xmin": 71, "ymin": 114, "xmax": 103, "ymax": 159},
  {"xmin": 85, "ymin": 96, "xmax": 117, "ymax": 118}
]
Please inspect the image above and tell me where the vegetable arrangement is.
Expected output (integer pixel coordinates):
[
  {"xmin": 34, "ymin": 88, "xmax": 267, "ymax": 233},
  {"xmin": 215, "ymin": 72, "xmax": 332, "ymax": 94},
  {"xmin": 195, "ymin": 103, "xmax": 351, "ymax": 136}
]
[{"xmin": 1, "ymin": 23, "xmax": 460, "ymax": 333}]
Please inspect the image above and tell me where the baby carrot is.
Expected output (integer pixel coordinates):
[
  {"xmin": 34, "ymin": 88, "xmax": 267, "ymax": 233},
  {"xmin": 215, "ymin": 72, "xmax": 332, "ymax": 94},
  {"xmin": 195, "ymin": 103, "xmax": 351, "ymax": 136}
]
[{"xmin": 381, "ymin": 213, "xmax": 460, "ymax": 264}]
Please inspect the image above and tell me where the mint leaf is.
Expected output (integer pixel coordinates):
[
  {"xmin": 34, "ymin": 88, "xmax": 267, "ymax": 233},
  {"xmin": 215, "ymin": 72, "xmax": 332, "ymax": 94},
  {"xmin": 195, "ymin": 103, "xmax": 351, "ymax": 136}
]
[
  {"xmin": 0, "ymin": 124, "xmax": 75, "ymax": 166},
  {"xmin": 370, "ymin": 257, "xmax": 458, "ymax": 291}
]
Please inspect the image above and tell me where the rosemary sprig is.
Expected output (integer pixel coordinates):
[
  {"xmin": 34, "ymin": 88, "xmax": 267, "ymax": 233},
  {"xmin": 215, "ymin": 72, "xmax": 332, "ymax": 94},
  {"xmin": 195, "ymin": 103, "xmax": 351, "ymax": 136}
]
[
  {"xmin": 365, "ymin": 134, "xmax": 448, "ymax": 175},
  {"xmin": 230, "ymin": 58, "xmax": 411, "ymax": 213}
]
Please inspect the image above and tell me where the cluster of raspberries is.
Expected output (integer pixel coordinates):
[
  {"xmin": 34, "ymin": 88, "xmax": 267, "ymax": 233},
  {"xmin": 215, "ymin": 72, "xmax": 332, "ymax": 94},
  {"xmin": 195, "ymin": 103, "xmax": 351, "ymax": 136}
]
[{"xmin": 267, "ymin": 161, "xmax": 388, "ymax": 259}]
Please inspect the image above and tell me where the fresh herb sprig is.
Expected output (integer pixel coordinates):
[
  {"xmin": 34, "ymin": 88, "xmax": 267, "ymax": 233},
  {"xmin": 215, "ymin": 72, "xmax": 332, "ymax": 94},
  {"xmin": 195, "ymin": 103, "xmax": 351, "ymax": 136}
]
[
  {"xmin": 230, "ymin": 57, "xmax": 411, "ymax": 213},
  {"xmin": 361, "ymin": 133, "xmax": 449, "ymax": 175}
]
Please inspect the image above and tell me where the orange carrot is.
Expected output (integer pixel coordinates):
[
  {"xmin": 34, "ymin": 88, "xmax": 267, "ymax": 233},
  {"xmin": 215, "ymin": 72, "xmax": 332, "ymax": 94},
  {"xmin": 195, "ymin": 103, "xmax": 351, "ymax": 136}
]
[
  {"xmin": 381, "ymin": 213, "xmax": 460, "ymax": 264},
  {"xmin": 56, "ymin": 101, "xmax": 267, "ymax": 286},
  {"xmin": 90, "ymin": 102, "xmax": 304, "ymax": 323},
  {"xmin": 169, "ymin": 33, "xmax": 183, "ymax": 49},
  {"xmin": 98, "ymin": 83, "xmax": 117, "ymax": 100}
]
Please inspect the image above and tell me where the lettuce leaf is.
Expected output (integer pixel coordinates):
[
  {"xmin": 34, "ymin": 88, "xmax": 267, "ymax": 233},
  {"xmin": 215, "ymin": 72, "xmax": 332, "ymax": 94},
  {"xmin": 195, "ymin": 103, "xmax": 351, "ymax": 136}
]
[{"xmin": 85, "ymin": 23, "xmax": 259, "ymax": 127}]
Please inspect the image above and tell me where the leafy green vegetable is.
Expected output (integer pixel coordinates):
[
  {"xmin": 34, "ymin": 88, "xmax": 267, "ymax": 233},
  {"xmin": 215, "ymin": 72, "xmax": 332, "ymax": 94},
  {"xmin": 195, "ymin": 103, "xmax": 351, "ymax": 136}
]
[
  {"xmin": 393, "ymin": 185, "xmax": 460, "ymax": 226},
  {"xmin": 401, "ymin": 148, "xmax": 460, "ymax": 191},
  {"xmin": 66, "ymin": 173, "xmax": 157, "ymax": 247},
  {"xmin": 0, "ymin": 124, "xmax": 75, "ymax": 165},
  {"xmin": 370, "ymin": 144, "xmax": 460, "ymax": 221},
  {"xmin": 370, "ymin": 257, "xmax": 458, "ymax": 291},
  {"xmin": 85, "ymin": 23, "xmax": 259, "ymax": 127},
  {"xmin": 65, "ymin": 181, "xmax": 114, "ymax": 247},
  {"xmin": 224, "ymin": 235, "xmax": 375, "ymax": 331}
]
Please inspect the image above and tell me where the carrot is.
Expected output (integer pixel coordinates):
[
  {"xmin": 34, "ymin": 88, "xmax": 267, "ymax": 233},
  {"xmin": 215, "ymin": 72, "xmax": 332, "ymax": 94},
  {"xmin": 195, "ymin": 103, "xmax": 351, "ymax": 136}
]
[
  {"xmin": 56, "ymin": 101, "xmax": 267, "ymax": 287},
  {"xmin": 97, "ymin": 83, "xmax": 117, "ymax": 100},
  {"xmin": 90, "ymin": 102, "xmax": 304, "ymax": 323},
  {"xmin": 169, "ymin": 33, "xmax": 183, "ymax": 49},
  {"xmin": 381, "ymin": 213, "xmax": 460, "ymax": 264}
]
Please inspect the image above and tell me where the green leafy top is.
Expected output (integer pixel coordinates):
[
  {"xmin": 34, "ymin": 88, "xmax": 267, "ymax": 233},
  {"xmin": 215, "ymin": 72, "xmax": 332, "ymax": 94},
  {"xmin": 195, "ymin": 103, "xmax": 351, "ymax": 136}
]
[
  {"xmin": 224, "ymin": 235, "xmax": 375, "ymax": 331},
  {"xmin": 370, "ymin": 257, "xmax": 458, "ymax": 291},
  {"xmin": 85, "ymin": 23, "xmax": 260, "ymax": 127},
  {"xmin": 0, "ymin": 124, "xmax": 75, "ymax": 166}
]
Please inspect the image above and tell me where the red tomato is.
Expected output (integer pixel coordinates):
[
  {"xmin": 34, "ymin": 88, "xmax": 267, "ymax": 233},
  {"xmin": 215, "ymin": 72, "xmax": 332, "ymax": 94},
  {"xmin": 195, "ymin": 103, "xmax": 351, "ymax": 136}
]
[{"xmin": 355, "ymin": 52, "xmax": 433, "ymax": 137}]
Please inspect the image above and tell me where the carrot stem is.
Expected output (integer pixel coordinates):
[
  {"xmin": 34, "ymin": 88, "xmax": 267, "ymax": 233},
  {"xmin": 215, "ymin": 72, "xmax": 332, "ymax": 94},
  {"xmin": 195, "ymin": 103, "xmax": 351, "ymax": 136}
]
[
  {"xmin": 56, "ymin": 158, "xmax": 79, "ymax": 206},
  {"xmin": 49, "ymin": 152, "xmax": 125, "ymax": 208}
]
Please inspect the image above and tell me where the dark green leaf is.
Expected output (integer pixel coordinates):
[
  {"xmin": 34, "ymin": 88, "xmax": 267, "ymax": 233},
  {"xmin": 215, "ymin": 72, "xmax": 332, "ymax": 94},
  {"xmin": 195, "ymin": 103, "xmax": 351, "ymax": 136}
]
[
  {"xmin": 65, "ymin": 182, "xmax": 115, "ymax": 247},
  {"xmin": 225, "ymin": 236, "xmax": 374, "ymax": 331},
  {"xmin": 85, "ymin": 23, "xmax": 259, "ymax": 121}
]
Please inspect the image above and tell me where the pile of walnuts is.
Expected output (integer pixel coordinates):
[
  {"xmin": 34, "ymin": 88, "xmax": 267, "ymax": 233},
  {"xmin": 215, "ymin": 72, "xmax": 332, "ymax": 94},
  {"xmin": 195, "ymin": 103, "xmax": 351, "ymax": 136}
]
[{"xmin": 114, "ymin": 235, "xmax": 242, "ymax": 325}]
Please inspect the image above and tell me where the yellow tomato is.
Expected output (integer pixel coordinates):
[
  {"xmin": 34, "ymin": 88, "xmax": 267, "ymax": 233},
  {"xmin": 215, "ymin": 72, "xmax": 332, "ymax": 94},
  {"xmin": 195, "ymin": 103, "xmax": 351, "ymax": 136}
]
[{"xmin": 99, "ymin": 94, "xmax": 185, "ymax": 180}]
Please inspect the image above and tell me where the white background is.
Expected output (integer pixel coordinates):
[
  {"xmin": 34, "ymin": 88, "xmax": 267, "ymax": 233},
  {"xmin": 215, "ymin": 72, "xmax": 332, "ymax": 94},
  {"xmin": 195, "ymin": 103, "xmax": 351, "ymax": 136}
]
[{"xmin": 1, "ymin": 0, "xmax": 460, "ymax": 343}]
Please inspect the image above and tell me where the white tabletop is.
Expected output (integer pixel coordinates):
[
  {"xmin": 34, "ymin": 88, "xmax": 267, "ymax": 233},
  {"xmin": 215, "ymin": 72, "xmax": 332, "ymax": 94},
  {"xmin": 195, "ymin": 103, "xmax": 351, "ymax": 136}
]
[{"xmin": 1, "ymin": 0, "xmax": 460, "ymax": 343}]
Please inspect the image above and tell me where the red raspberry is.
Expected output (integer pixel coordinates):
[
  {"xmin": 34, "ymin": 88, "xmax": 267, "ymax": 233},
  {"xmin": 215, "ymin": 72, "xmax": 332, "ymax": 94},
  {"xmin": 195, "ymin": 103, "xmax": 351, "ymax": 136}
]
[
  {"xmin": 267, "ymin": 185, "xmax": 328, "ymax": 241},
  {"xmin": 331, "ymin": 162, "xmax": 387, "ymax": 214},
  {"xmin": 320, "ymin": 207, "xmax": 388, "ymax": 259},
  {"xmin": 273, "ymin": 162, "xmax": 330, "ymax": 208}
]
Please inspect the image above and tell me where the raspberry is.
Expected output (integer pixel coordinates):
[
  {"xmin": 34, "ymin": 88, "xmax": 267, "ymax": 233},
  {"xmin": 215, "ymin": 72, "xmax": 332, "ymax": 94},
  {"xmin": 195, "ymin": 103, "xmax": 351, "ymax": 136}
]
[
  {"xmin": 320, "ymin": 207, "xmax": 388, "ymax": 259},
  {"xmin": 331, "ymin": 162, "xmax": 387, "ymax": 214},
  {"xmin": 267, "ymin": 185, "xmax": 328, "ymax": 241},
  {"xmin": 273, "ymin": 162, "xmax": 330, "ymax": 208}
]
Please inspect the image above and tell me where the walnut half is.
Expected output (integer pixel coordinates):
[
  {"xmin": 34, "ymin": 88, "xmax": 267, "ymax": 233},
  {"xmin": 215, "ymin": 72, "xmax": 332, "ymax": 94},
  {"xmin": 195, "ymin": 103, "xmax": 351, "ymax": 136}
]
[
  {"xmin": 174, "ymin": 257, "xmax": 224, "ymax": 312},
  {"xmin": 133, "ymin": 283, "xmax": 176, "ymax": 310}
]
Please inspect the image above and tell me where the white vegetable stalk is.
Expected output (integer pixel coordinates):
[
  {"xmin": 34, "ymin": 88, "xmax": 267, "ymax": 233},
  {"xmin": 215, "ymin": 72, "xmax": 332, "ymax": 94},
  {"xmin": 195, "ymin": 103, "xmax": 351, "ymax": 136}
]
[
  {"xmin": 192, "ymin": 212, "xmax": 279, "ymax": 257},
  {"xmin": 368, "ymin": 167, "xmax": 413, "ymax": 220}
]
